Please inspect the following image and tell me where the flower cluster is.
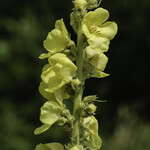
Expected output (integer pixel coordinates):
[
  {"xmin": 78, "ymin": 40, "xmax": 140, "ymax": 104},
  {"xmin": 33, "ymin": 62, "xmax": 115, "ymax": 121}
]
[
  {"xmin": 82, "ymin": 7, "xmax": 117, "ymax": 78},
  {"xmin": 35, "ymin": 19, "xmax": 77, "ymax": 150},
  {"xmin": 35, "ymin": 0, "xmax": 117, "ymax": 150}
]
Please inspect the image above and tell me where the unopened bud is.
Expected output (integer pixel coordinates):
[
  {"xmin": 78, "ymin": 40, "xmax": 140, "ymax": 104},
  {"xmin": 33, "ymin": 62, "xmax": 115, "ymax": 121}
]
[
  {"xmin": 57, "ymin": 117, "xmax": 67, "ymax": 126},
  {"xmin": 70, "ymin": 12, "xmax": 78, "ymax": 33},
  {"xmin": 71, "ymin": 78, "xmax": 81, "ymax": 90},
  {"xmin": 74, "ymin": 0, "xmax": 87, "ymax": 10},
  {"xmin": 86, "ymin": 0, "xmax": 101, "ymax": 9},
  {"xmin": 86, "ymin": 103, "xmax": 97, "ymax": 115}
]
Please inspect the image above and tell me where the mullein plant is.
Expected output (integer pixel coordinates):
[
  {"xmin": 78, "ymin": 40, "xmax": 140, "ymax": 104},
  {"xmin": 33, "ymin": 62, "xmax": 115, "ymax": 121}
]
[{"xmin": 34, "ymin": 0, "xmax": 117, "ymax": 150}]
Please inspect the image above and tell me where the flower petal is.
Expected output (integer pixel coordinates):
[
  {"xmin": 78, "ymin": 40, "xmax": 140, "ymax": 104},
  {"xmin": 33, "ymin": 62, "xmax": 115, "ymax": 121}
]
[
  {"xmin": 85, "ymin": 132, "xmax": 102, "ymax": 150},
  {"xmin": 41, "ymin": 65, "xmax": 69, "ymax": 93},
  {"xmin": 85, "ymin": 46, "xmax": 100, "ymax": 58},
  {"xmin": 39, "ymin": 53, "xmax": 51, "ymax": 59},
  {"xmin": 54, "ymin": 88, "xmax": 70, "ymax": 103},
  {"xmin": 93, "ymin": 70, "xmax": 110, "ymax": 78},
  {"xmin": 49, "ymin": 53, "xmax": 77, "ymax": 81},
  {"xmin": 55, "ymin": 19, "xmax": 69, "ymax": 39},
  {"xmin": 88, "ymin": 36, "xmax": 110, "ymax": 53},
  {"xmin": 43, "ymin": 29, "xmax": 68, "ymax": 53},
  {"xmin": 99, "ymin": 21, "xmax": 118, "ymax": 40},
  {"xmin": 83, "ymin": 116, "xmax": 102, "ymax": 149},
  {"xmin": 35, "ymin": 143, "xmax": 64, "ymax": 150},
  {"xmin": 83, "ymin": 116, "xmax": 98, "ymax": 133},
  {"xmin": 49, "ymin": 53, "xmax": 76, "ymax": 69},
  {"xmin": 40, "ymin": 101, "xmax": 62, "ymax": 125},
  {"xmin": 39, "ymin": 82, "xmax": 56, "ymax": 100},
  {"xmin": 82, "ymin": 8, "xmax": 109, "ymax": 30},
  {"xmin": 91, "ymin": 53, "xmax": 108, "ymax": 71},
  {"xmin": 34, "ymin": 124, "xmax": 51, "ymax": 135},
  {"xmin": 39, "ymin": 82, "xmax": 69, "ymax": 106}
]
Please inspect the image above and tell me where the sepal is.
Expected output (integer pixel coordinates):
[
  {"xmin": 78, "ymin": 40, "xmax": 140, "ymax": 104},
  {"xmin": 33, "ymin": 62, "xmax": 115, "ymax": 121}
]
[{"xmin": 83, "ymin": 95, "xmax": 97, "ymax": 104}]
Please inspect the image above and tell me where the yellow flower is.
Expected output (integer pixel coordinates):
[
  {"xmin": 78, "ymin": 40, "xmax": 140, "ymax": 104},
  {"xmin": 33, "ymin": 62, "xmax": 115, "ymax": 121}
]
[
  {"xmin": 41, "ymin": 53, "xmax": 77, "ymax": 93},
  {"xmin": 34, "ymin": 101, "xmax": 62, "ymax": 135},
  {"xmin": 82, "ymin": 8, "xmax": 117, "ymax": 78},
  {"xmin": 39, "ymin": 19, "xmax": 74, "ymax": 59},
  {"xmin": 82, "ymin": 7, "xmax": 118, "ymax": 40},
  {"xmin": 82, "ymin": 116, "xmax": 102, "ymax": 150},
  {"xmin": 85, "ymin": 46, "xmax": 110, "ymax": 78},
  {"xmin": 82, "ymin": 7, "xmax": 117, "ymax": 56},
  {"xmin": 39, "ymin": 81, "xmax": 69, "ymax": 106}
]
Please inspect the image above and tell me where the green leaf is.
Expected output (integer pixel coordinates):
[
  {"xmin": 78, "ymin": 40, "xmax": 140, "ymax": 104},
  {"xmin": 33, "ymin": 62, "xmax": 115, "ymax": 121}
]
[{"xmin": 35, "ymin": 142, "xmax": 64, "ymax": 150}]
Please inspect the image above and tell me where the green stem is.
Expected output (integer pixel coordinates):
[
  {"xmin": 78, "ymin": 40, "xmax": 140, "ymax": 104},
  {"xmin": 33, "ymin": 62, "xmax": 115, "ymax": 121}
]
[{"xmin": 72, "ymin": 22, "xmax": 84, "ymax": 146}]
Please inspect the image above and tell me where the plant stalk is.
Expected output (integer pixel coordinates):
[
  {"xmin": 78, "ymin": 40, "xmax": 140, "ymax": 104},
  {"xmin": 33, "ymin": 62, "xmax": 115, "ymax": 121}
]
[{"xmin": 72, "ymin": 22, "xmax": 84, "ymax": 146}]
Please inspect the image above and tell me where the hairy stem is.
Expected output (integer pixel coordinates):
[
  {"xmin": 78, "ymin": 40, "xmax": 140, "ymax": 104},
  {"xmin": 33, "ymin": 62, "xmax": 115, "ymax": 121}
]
[{"xmin": 72, "ymin": 22, "xmax": 84, "ymax": 146}]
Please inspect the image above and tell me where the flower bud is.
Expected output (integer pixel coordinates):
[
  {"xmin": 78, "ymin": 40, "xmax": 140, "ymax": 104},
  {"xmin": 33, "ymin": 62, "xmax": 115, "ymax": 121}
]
[
  {"xmin": 71, "ymin": 78, "xmax": 81, "ymax": 90},
  {"xmin": 74, "ymin": 0, "xmax": 87, "ymax": 10},
  {"xmin": 86, "ymin": 103, "xmax": 97, "ymax": 115},
  {"xmin": 57, "ymin": 117, "xmax": 68, "ymax": 126},
  {"xmin": 70, "ymin": 12, "xmax": 78, "ymax": 33},
  {"xmin": 86, "ymin": 0, "xmax": 101, "ymax": 10}
]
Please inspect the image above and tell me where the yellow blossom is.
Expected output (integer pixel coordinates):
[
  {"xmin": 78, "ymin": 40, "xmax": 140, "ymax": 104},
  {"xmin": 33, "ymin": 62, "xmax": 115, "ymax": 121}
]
[{"xmin": 40, "ymin": 53, "xmax": 77, "ymax": 93}]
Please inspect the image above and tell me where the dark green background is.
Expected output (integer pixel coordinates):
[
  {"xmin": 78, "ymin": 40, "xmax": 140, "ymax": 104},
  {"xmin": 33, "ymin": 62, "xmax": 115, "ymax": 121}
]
[{"xmin": 0, "ymin": 0, "xmax": 150, "ymax": 150}]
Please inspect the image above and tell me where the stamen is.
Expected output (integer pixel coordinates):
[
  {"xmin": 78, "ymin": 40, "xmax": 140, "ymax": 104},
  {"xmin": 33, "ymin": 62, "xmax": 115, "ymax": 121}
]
[{"xmin": 89, "ymin": 26, "xmax": 101, "ymax": 35}]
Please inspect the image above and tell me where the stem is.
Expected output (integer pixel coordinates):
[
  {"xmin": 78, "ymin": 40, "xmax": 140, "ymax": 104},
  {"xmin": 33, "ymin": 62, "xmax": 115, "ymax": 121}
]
[{"xmin": 72, "ymin": 22, "xmax": 84, "ymax": 146}]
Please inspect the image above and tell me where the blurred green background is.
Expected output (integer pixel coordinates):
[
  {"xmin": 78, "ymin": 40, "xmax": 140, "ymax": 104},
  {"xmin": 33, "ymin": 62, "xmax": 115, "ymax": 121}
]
[{"xmin": 0, "ymin": 0, "xmax": 150, "ymax": 150}]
